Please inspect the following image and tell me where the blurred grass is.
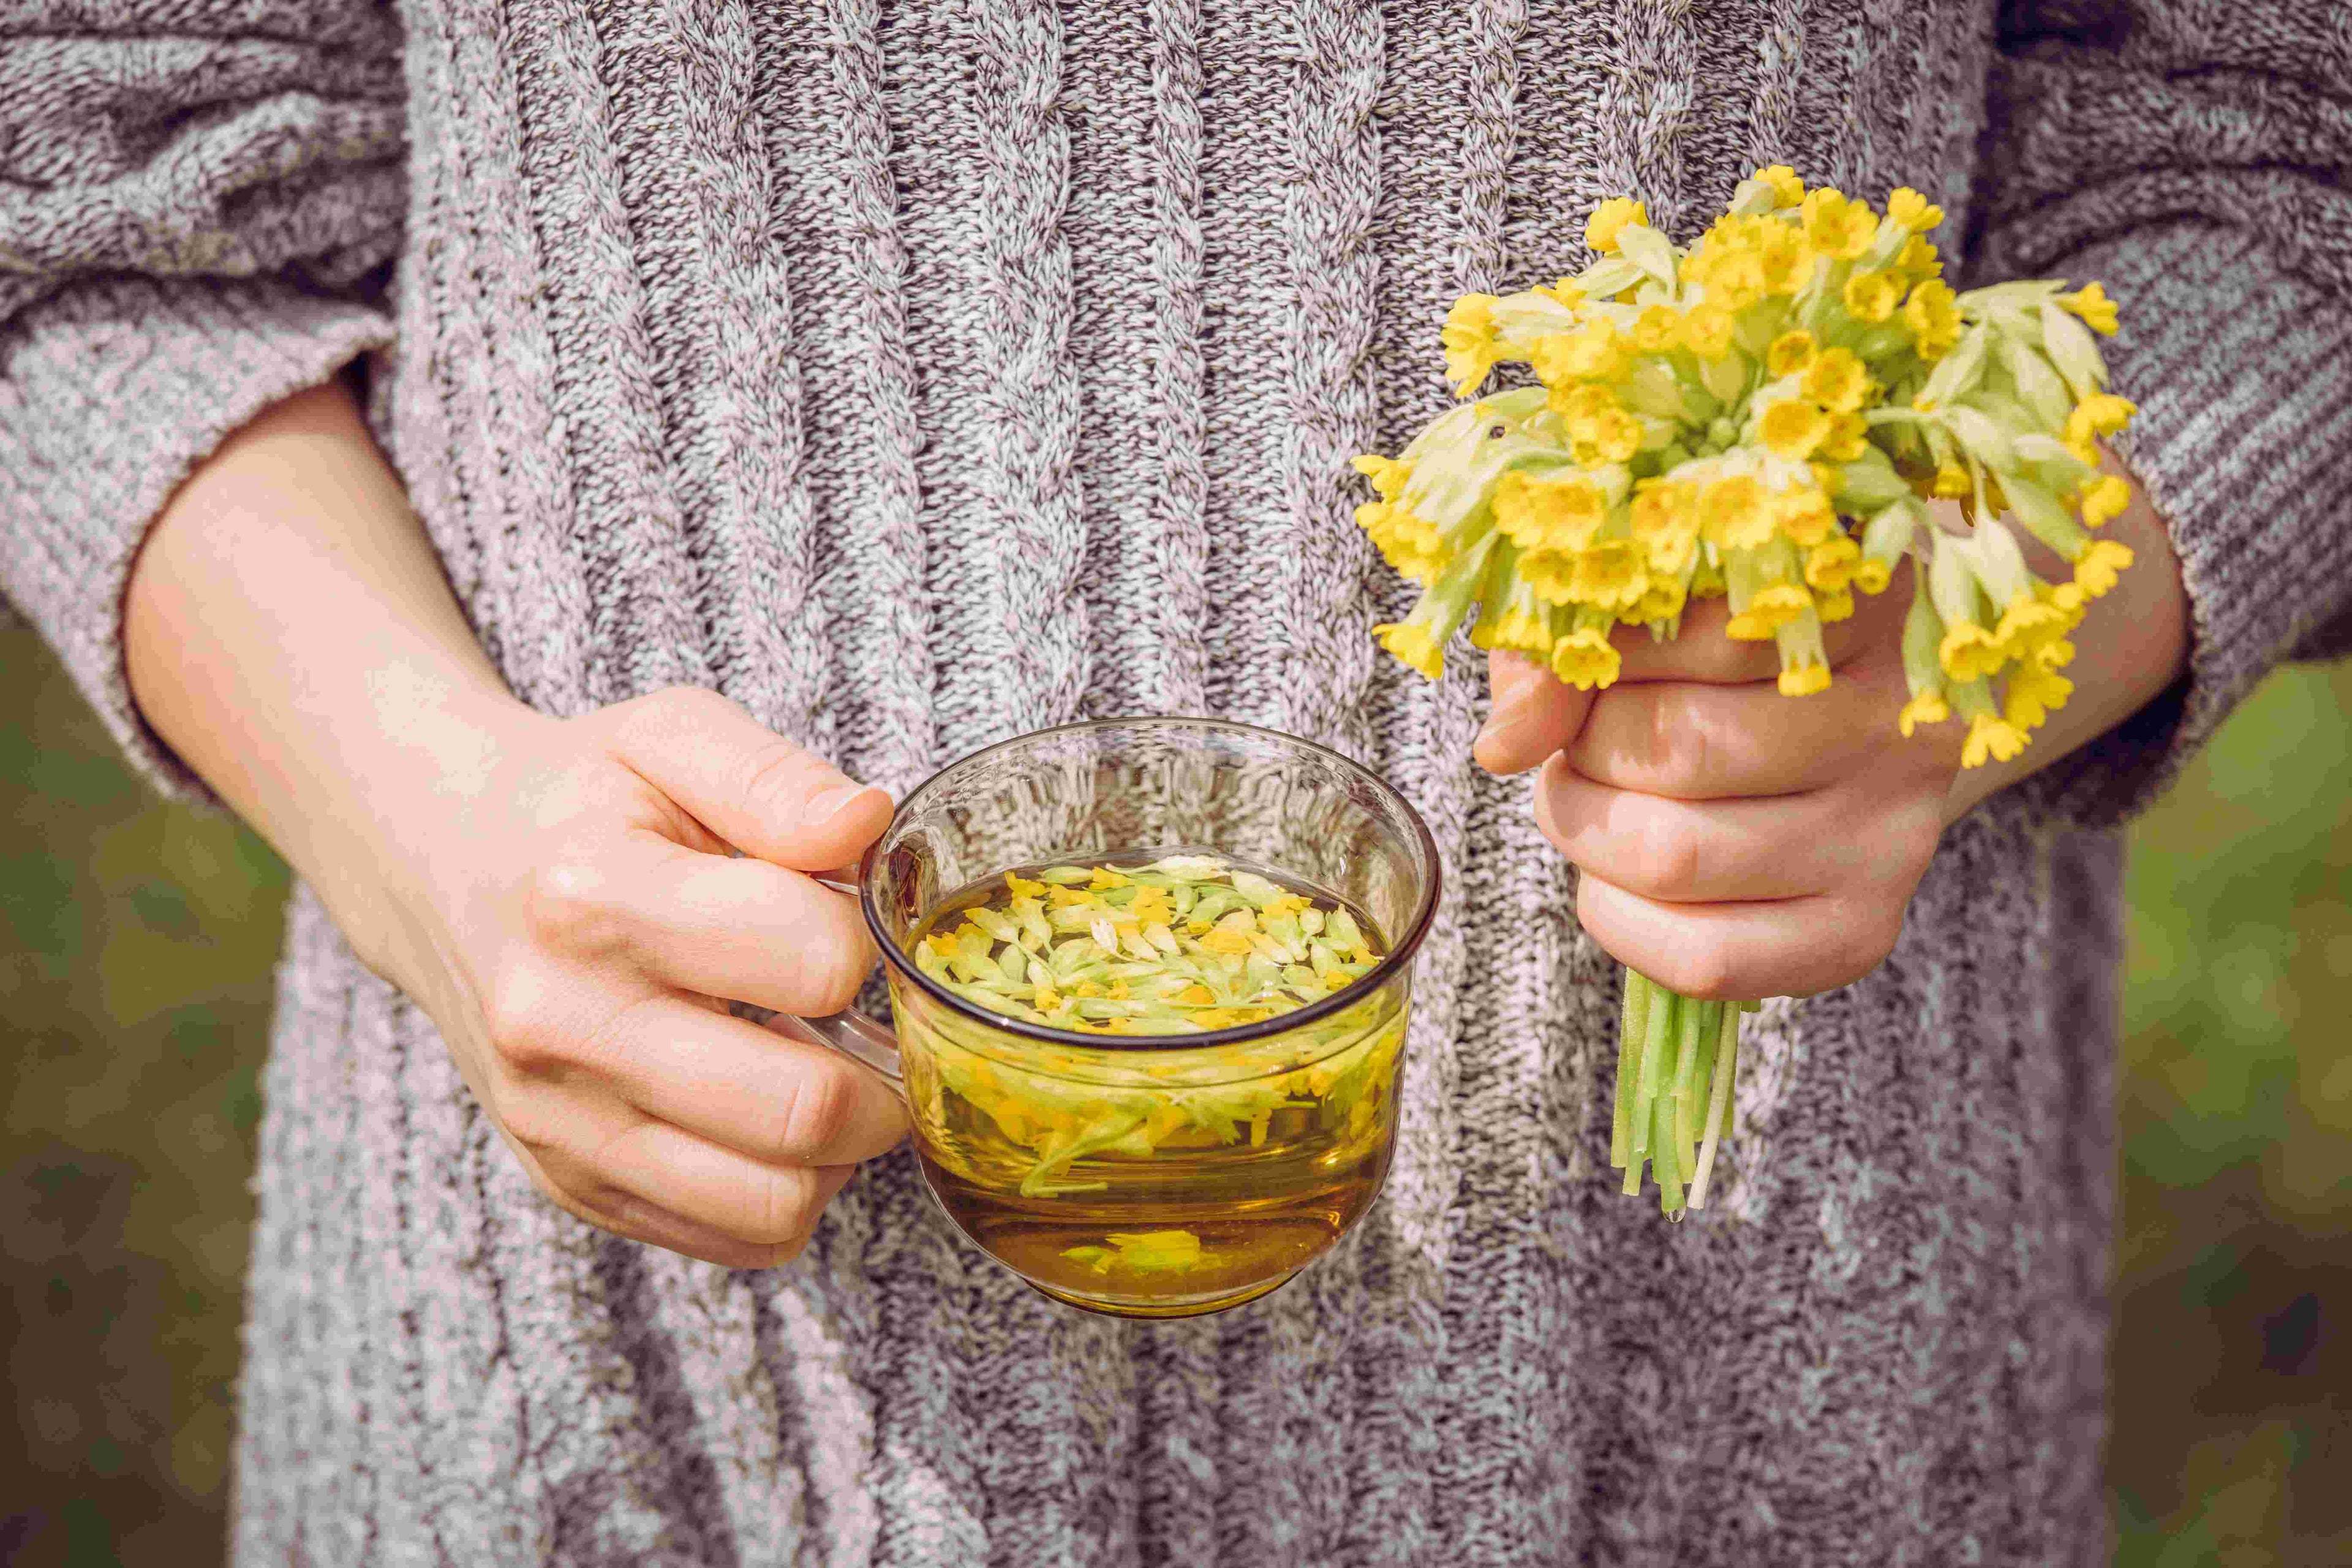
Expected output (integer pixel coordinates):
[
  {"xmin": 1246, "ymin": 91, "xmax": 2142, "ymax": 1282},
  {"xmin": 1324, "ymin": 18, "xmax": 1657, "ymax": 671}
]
[
  {"xmin": 2111, "ymin": 658, "xmax": 2352, "ymax": 1568},
  {"xmin": 2, "ymin": 618, "xmax": 2347, "ymax": 1565},
  {"xmin": 2, "ymin": 625, "xmax": 287, "ymax": 1567}
]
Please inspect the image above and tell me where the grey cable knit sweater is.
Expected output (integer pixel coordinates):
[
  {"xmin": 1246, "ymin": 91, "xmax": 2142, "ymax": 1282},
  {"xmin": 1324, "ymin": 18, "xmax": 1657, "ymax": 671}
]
[{"xmin": 6, "ymin": 0, "xmax": 2351, "ymax": 1562}]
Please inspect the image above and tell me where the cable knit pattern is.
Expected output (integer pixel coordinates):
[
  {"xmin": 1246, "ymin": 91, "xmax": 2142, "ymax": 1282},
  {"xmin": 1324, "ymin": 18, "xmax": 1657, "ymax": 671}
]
[{"xmin": 6, "ymin": 0, "xmax": 2351, "ymax": 1563}]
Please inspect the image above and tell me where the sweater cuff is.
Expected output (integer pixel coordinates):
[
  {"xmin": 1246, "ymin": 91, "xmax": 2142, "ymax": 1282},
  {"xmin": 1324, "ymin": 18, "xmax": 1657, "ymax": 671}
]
[
  {"xmin": 1995, "ymin": 222, "xmax": 2352, "ymax": 832},
  {"xmin": 0, "ymin": 276, "xmax": 394, "ymax": 804}
]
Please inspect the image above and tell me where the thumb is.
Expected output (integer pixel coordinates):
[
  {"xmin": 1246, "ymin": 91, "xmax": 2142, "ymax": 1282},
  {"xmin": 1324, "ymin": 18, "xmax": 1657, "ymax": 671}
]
[
  {"xmin": 1474, "ymin": 650, "xmax": 1596, "ymax": 776},
  {"xmin": 599, "ymin": 687, "xmax": 894, "ymax": 870}
]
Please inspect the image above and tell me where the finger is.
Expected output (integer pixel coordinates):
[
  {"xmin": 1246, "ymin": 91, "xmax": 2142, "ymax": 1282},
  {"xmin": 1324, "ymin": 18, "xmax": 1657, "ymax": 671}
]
[
  {"xmin": 1608, "ymin": 581, "xmax": 1907, "ymax": 685},
  {"xmin": 1476, "ymin": 650, "xmax": 1597, "ymax": 775},
  {"xmin": 589, "ymin": 1118, "xmax": 862, "ymax": 1247},
  {"xmin": 530, "ymin": 831, "xmax": 877, "ymax": 1016},
  {"xmin": 1536, "ymin": 754, "xmax": 1916, "ymax": 903},
  {"xmin": 1567, "ymin": 653, "xmax": 1913, "ymax": 800},
  {"xmin": 594, "ymin": 1192, "xmax": 835, "ymax": 1270},
  {"xmin": 491, "ymin": 960, "xmax": 907, "ymax": 1165},
  {"xmin": 492, "ymin": 1121, "xmax": 823, "ymax": 1270},
  {"xmin": 1574, "ymin": 874, "xmax": 1904, "ymax": 1000},
  {"xmin": 589, "ymin": 993, "xmax": 908, "ymax": 1166},
  {"xmin": 600, "ymin": 686, "xmax": 894, "ymax": 870}
]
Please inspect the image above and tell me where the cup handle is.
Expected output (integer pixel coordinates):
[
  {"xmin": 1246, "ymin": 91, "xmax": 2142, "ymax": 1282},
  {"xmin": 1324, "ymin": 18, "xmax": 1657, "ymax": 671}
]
[
  {"xmin": 753, "ymin": 1005, "xmax": 907, "ymax": 1102},
  {"xmin": 751, "ymin": 867, "xmax": 906, "ymax": 1098}
]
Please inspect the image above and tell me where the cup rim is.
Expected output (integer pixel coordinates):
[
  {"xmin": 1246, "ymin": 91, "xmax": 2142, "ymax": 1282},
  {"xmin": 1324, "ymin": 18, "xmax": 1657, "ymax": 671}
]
[{"xmin": 859, "ymin": 715, "xmax": 1442, "ymax": 1052}]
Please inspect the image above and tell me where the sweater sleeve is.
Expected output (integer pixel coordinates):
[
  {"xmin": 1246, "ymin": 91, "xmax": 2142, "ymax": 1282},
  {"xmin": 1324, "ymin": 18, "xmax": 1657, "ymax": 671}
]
[
  {"xmin": 1966, "ymin": 0, "xmax": 2352, "ymax": 830},
  {"xmin": 0, "ymin": 1, "xmax": 408, "ymax": 801}
]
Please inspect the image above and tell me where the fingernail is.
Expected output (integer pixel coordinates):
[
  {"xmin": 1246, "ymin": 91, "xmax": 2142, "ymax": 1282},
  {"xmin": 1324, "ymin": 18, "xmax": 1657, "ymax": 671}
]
[{"xmin": 807, "ymin": 781, "xmax": 883, "ymax": 827}]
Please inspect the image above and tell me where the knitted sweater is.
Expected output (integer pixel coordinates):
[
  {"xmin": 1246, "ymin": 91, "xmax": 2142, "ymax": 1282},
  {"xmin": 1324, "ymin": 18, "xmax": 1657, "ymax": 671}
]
[{"xmin": 6, "ymin": 0, "xmax": 2350, "ymax": 1562}]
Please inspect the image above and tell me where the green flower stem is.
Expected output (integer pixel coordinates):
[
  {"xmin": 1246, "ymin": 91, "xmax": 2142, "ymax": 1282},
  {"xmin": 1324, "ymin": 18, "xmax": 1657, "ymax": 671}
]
[
  {"xmin": 1669, "ymin": 997, "xmax": 1711, "ymax": 1182},
  {"xmin": 1676, "ymin": 1000, "xmax": 1722, "ymax": 1183},
  {"xmin": 1625, "ymin": 982, "xmax": 1678, "ymax": 1196},
  {"xmin": 1612, "ymin": 970, "xmax": 1650, "ymax": 1168},
  {"xmin": 1610, "ymin": 975, "xmax": 1758, "ymax": 1212},
  {"xmin": 1651, "ymin": 1076, "xmax": 1686, "ymax": 1215},
  {"xmin": 1688, "ymin": 1001, "xmax": 1746, "ymax": 1210},
  {"xmin": 1630, "ymin": 984, "xmax": 1678, "ymax": 1160}
]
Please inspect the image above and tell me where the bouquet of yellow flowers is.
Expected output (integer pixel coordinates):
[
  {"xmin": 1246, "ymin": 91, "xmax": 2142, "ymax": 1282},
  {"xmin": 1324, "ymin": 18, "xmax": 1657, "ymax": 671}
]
[{"xmin": 1355, "ymin": 167, "xmax": 2134, "ymax": 1214}]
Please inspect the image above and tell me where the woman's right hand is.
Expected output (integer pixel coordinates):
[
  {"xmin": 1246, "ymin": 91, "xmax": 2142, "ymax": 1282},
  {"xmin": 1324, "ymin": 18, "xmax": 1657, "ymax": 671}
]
[
  {"xmin": 124, "ymin": 382, "xmax": 905, "ymax": 1270},
  {"xmin": 383, "ymin": 686, "xmax": 909, "ymax": 1269}
]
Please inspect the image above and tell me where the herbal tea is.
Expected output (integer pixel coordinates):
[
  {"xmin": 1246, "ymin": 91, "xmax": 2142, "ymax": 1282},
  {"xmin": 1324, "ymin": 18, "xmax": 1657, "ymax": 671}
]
[{"xmin": 890, "ymin": 851, "xmax": 1409, "ymax": 1317}]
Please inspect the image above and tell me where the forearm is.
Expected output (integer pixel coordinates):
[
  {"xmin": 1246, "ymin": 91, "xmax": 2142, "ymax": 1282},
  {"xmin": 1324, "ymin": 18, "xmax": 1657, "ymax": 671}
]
[{"xmin": 122, "ymin": 376, "xmax": 538, "ymax": 974}]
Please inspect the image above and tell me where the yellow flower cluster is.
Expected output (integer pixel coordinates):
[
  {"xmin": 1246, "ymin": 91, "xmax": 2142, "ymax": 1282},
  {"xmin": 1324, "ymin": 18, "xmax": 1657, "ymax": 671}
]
[{"xmin": 1358, "ymin": 166, "xmax": 2133, "ymax": 767}]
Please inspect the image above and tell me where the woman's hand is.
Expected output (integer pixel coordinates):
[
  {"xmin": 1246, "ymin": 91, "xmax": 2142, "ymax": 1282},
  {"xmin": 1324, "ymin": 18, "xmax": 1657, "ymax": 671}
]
[
  {"xmin": 1472, "ymin": 477, "xmax": 2189, "ymax": 1000},
  {"xmin": 387, "ymin": 687, "xmax": 906, "ymax": 1269},
  {"xmin": 126, "ymin": 380, "xmax": 905, "ymax": 1269}
]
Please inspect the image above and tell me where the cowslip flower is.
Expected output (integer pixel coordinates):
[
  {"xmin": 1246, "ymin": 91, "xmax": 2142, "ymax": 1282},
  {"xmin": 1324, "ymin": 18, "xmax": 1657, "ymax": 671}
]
[
  {"xmin": 2078, "ymin": 473, "xmax": 2133, "ymax": 527},
  {"xmin": 1551, "ymin": 625, "xmax": 1622, "ymax": 689},
  {"xmin": 1496, "ymin": 470, "xmax": 1609, "ymax": 552},
  {"xmin": 2059, "ymin": 282, "xmax": 2119, "ymax": 335},
  {"xmin": 1962, "ymin": 712, "xmax": 2030, "ymax": 767},
  {"xmin": 1767, "ymin": 330, "xmax": 1818, "ymax": 378},
  {"xmin": 1355, "ymin": 181, "xmax": 2130, "ymax": 798},
  {"xmin": 1842, "ymin": 270, "xmax": 1901, "ymax": 323},
  {"xmin": 1887, "ymin": 187, "xmax": 1944, "ymax": 233},
  {"xmin": 1586, "ymin": 197, "xmax": 1650, "ymax": 255},
  {"xmin": 1441, "ymin": 295, "xmax": 1506, "ymax": 394},
  {"xmin": 1760, "ymin": 399, "xmax": 1834, "ymax": 460},
  {"xmin": 2072, "ymin": 539, "xmax": 2134, "ymax": 597},
  {"xmin": 1803, "ymin": 348, "xmax": 1871, "ymax": 412},
  {"xmin": 1801, "ymin": 188, "xmax": 1878, "ymax": 258},
  {"xmin": 1727, "ymin": 582, "xmax": 1813, "ymax": 640},
  {"xmin": 1902, "ymin": 279, "xmax": 1963, "ymax": 358},
  {"xmin": 1753, "ymin": 164, "xmax": 1806, "ymax": 208}
]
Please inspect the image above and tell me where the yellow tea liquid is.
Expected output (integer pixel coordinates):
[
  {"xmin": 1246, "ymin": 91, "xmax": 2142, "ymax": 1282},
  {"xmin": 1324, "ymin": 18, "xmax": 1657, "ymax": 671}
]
[{"xmin": 892, "ymin": 851, "xmax": 1408, "ymax": 1317}]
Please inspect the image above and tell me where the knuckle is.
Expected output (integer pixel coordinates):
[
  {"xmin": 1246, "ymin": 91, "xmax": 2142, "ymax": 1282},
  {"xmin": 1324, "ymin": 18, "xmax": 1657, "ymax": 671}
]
[
  {"xmin": 755, "ymin": 1163, "xmax": 824, "ymax": 1245},
  {"xmin": 1795, "ymin": 906, "xmax": 1904, "ymax": 996},
  {"xmin": 482, "ymin": 956, "xmax": 576, "ymax": 1077},
  {"xmin": 738, "ymin": 737, "xmax": 827, "ymax": 823},
  {"xmin": 522, "ymin": 858, "xmax": 630, "ymax": 958},
  {"xmin": 774, "ymin": 1063, "xmax": 860, "ymax": 1160},
  {"xmin": 1855, "ymin": 806, "xmax": 1942, "ymax": 897},
  {"xmin": 1898, "ymin": 807, "xmax": 1949, "ymax": 876},
  {"xmin": 1846, "ymin": 907, "xmax": 1907, "ymax": 978},
  {"xmin": 1634, "ymin": 815, "xmax": 1705, "ymax": 900},
  {"xmin": 1670, "ymin": 942, "xmax": 1743, "ymax": 1002},
  {"xmin": 793, "ymin": 934, "xmax": 875, "ymax": 1017}
]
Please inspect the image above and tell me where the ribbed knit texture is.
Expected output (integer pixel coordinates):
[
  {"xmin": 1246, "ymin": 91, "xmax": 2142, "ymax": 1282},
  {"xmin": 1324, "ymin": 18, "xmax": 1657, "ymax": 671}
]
[{"xmin": 6, "ymin": 1, "xmax": 2350, "ymax": 1562}]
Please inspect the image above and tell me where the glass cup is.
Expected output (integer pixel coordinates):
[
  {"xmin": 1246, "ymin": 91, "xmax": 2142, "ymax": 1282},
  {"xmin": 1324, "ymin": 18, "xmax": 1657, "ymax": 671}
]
[{"xmin": 771, "ymin": 718, "xmax": 1441, "ymax": 1319}]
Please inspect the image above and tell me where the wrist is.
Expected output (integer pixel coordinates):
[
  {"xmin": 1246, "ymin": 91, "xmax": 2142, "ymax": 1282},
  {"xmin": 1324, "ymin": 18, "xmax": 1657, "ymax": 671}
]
[
  {"xmin": 294, "ymin": 680, "xmax": 553, "ymax": 990},
  {"xmin": 121, "ymin": 379, "xmax": 540, "ymax": 983}
]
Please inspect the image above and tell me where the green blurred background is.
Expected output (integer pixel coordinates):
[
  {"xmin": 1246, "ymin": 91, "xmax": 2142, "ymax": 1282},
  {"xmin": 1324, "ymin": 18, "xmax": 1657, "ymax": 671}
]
[{"xmin": 4, "ymin": 622, "xmax": 2346, "ymax": 1565}]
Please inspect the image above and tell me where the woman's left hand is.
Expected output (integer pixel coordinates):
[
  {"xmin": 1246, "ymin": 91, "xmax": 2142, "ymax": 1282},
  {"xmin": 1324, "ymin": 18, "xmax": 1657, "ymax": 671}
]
[{"xmin": 1472, "ymin": 477, "xmax": 2190, "ymax": 1000}]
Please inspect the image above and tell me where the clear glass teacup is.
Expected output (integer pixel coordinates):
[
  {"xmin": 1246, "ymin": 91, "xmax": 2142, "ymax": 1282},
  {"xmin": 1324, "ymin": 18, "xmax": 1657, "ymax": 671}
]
[{"xmin": 775, "ymin": 718, "xmax": 1440, "ymax": 1319}]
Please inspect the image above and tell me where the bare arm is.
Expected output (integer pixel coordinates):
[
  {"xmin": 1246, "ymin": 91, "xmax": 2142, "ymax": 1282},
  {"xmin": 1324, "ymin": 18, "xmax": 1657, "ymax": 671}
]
[
  {"xmin": 123, "ymin": 379, "xmax": 905, "ymax": 1267},
  {"xmin": 125, "ymin": 379, "xmax": 514, "ymax": 980}
]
